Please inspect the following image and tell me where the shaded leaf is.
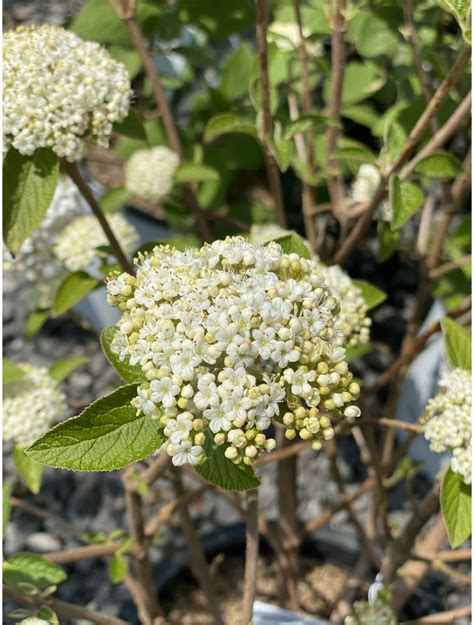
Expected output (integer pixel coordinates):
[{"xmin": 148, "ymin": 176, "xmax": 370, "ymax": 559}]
[
  {"xmin": 48, "ymin": 357, "xmax": 89, "ymax": 383},
  {"xmin": 114, "ymin": 108, "xmax": 147, "ymax": 142},
  {"xmin": 391, "ymin": 180, "xmax": 424, "ymax": 230},
  {"xmin": 441, "ymin": 468, "xmax": 472, "ymax": 548},
  {"xmin": 3, "ymin": 148, "xmax": 59, "ymax": 254},
  {"xmin": 25, "ymin": 309, "xmax": 49, "ymax": 340},
  {"xmin": 3, "ymin": 483, "xmax": 11, "ymax": 538},
  {"xmin": 335, "ymin": 146, "xmax": 378, "ymax": 165},
  {"xmin": 414, "ymin": 152, "xmax": 463, "ymax": 178},
  {"xmin": 52, "ymin": 272, "xmax": 100, "ymax": 318},
  {"xmin": 13, "ymin": 446, "xmax": 43, "ymax": 495},
  {"xmin": 353, "ymin": 280, "xmax": 387, "ymax": 310},
  {"xmin": 174, "ymin": 162, "xmax": 220, "ymax": 183},
  {"xmin": 100, "ymin": 187, "xmax": 133, "ymax": 213},
  {"xmin": 270, "ymin": 233, "xmax": 311, "ymax": 259},
  {"xmin": 204, "ymin": 114, "xmax": 257, "ymax": 143},
  {"xmin": 441, "ymin": 317, "xmax": 471, "ymax": 370}
]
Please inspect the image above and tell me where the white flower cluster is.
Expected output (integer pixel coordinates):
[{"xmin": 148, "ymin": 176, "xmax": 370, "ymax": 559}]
[
  {"xmin": 107, "ymin": 237, "xmax": 361, "ymax": 467},
  {"xmin": 350, "ymin": 164, "xmax": 392, "ymax": 222},
  {"xmin": 250, "ymin": 225, "xmax": 371, "ymax": 347},
  {"xmin": 3, "ymin": 25, "xmax": 131, "ymax": 161},
  {"xmin": 3, "ymin": 177, "xmax": 85, "ymax": 308},
  {"xmin": 268, "ymin": 21, "xmax": 323, "ymax": 56},
  {"xmin": 422, "ymin": 368, "xmax": 472, "ymax": 484},
  {"xmin": 125, "ymin": 146, "xmax": 180, "ymax": 202},
  {"xmin": 3, "ymin": 363, "xmax": 67, "ymax": 449},
  {"xmin": 54, "ymin": 213, "xmax": 139, "ymax": 272},
  {"xmin": 16, "ymin": 618, "xmax": 51, "ymax": 625}
]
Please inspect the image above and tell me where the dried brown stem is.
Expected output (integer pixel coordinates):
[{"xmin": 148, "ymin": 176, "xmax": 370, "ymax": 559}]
[
  {"xmin": 334, "ymin": 47, "xmax": 471, "ymax": 264},
  {"xmin": 4, "ymin": 585, "xmax": 128, "ymax": 625},
  {"xmin": 256, "ymin": 0, "xmax": 287, "ymax": 228},
  {"xmin": 44, "ymin": 542, "xmax": 120, "ymax": 564},
  {"xmin": 241, "ymin": 489, "xmax": 259, "ymax": 625},
  {"xmin": 62, "ymin": 161, "xmax": 135, "ymax": 274}
]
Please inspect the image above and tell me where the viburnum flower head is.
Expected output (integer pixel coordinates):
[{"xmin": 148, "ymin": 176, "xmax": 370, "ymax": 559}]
[
  {"xmin": 422, "ymin": 368, "xmax": 471, "ymax": 484},
  {"xmin": 3, "ymin": 177, "xmax": 85, "ymax": 308},
  {"xmin": 3, "ymin": 25, "xmax": 131, "ymax": 161},
  {"xmin": 3, "ymin": 363, "xmax": 67, "ymax": 449},
  {"xmin": 107, "ymin": 237, "xmax": 361, "ymax": 467},
  {"xmin": 124, "ymin": 146, "xmax": 180, "ymax": 202},
  {"xmin": 250, "ymin": 225, "xmax": 371, "ymax": 347},
  {"xmin": 54, "ymin": 213, "xmax": 139, "ymax": 272}
]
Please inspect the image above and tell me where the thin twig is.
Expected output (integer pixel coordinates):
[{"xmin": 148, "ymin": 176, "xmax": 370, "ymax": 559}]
[
  {"xmin": 256, "ymin": 0, "xmax": 287, "ymax": 228},
  {"xmin": 10, "ymin": 497, "xmax": 84, "ymax": 541},
  {"xmin": 4, "ymin": 585, "xmax": 128, "ymax": 625},
  {"xmin": 326, "ymin": 0, "xmax": 347, "ymax": 221},
  {"xmin": 334, "ymin": 47, "xmax": 471, "ymax": 264},
  {"xmin": 400, "ymin": 606, "xmax": 472, "ymax": 625},
  {"xmin": 62, "ymin": 161, "xmax": 135, "ymax": 274},
  {"xmin": 241, "ymin": 489, "xmax": 259, "ymax": 625},
  {"xmin": 44, "ymin": 542, "xmax": 120, "ymax": 564},
  {"xmin": 171, "ymin": 469, "xmax": 225, "ymax": 625},
  {"xmin": 429, "ymin": 254, "xmax": 472, "ymax": 279}
]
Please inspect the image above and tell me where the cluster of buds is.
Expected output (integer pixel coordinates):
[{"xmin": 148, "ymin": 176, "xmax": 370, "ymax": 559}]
[
  {"xmin": 250, "ymin": 225, "xmax": 371, "ymax": 347},
  {"xmin": 124, "ymin": 146, "xmax": 180, "ymax": 202},
  {"xmin": 54, "ymin": 213, "xmax": 139, "ymax": 272},
  {"xmin": 107, "ymin": 237, "xmax": 361, "ymax": 467},
  {"xmin": 422, "ymin": 368, "xmax": 471, "ymax": 484},
  {"xmin": 3, "ymin": 363, "xmax": 67, "ymax": 449},
  {"xmin": 3, "ymin": 25, "xmax": 131, "ymax": 161},
  {"xmin": 350, "ymin": 164, "xmax": 392, "ymax": 222}
]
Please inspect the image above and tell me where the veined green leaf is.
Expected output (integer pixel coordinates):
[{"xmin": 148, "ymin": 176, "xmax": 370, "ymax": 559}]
[
  {"xmin": 27, "ymin": 385, "xmax": 163, "ymax": 471},
  {"xmin": 391, "ymin": 180, "xmax": 424, "ymax": 230},
  {"xmin": 284, "ymin": 113, "xmax": 339, "ymax": 140},
  {"xmin": 335, "ymin": 146, "xmax": 378, "ymax": 165},
  {"xmin": 3, "ymin": 148, "xmax": 59, "ymax": 254},
  {"xmin": 269, "ymin": 233, "xmax": 311, "ymax": 259},
  {"xmin": 195, "ymin": 432, "xmax": 261, "ymax": 491},
  {"xmin": 100, "ymin": 187, "xmax": 133, "ymax": 213},
  {"xmin": 4, "ymin": 553, "xmax": 67, "ymax": 591},
  {"xmin": 52, "ymin": 272, "xmax": 100, "ymax": 318},
  {"xmin": 441, "ymin": 468, "xmax": 472, "ymax": 548}
]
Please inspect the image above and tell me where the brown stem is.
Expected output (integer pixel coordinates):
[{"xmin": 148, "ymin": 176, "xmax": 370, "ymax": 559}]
[
  {"xmin": 171, "ymin": 469, "xmax": 224, "ymax": 625},
  {"xmin": 334, "ymin": 47, "xmax": 471, "ymax": 264},
  {"xmin": 10, "ymin": 496, "xmax": 84, "ymax": 541},
  {"xmin": 380, "ymin": 478, "xmax": 441, "ymax": 583},
  {"xmin": 254, "ymin": 440, "xmax": 309, "ymax": 468},
  {"xmin": 326, "ymin": 0, "xmax": 347, "ymax": 221},
  {"xmin": 429, "ymin": 253, "xmax": 472, "ymax": 279},
  {"xmin": 4, "ymin": 585, "xmax": 128, "ymax": 625},
  {"xmin": 62, "ymin": 161, "xmax": 135, "ymax": 274},
  {"xmin": 362, "ymin": 417, "xmax": 423, "ymax": 434},
  {"xmin": 121, "ymin": 15, "xmax": 212, "ymax": 243},
  {"xmin": 256, "ymin": 0, "xmax": 287, "ymax": 228},
  {"xmin": 241, "ymin": 489, "xmax": 259, "ymax": 625},
  {"xmin": 123, "ymin": 470, "xmax": 162, "ymax": 625},
  {"xmin": 44, "ymin": 542, "xmax": 120, "ymax": 564},
  {"xmin": 276, "ymin": 428, "xmax": 300, "ymax": 610}
]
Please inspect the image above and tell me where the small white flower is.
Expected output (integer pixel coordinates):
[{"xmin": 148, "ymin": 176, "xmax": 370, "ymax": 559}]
[
  {"xmin": 125, "ymin": 146, "xmax": 180, "ymax": 202},
  {"xmin": 170, "ymin": 441, "xmax": 202, "ymax": 466}
]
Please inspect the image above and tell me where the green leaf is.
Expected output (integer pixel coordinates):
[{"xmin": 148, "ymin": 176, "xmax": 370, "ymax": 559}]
[
  {"xmin": 3, "ymin": 358, "xmax": 26, "ymax": 385},
  {"xmin": 324, "ymin": 61, "xmax": 385, "ymax": 107},
  {"xmin": 378, "ymin": 220, "xmax": 400, "ymax": 262},
  {"xmin": 114, "ymin": 108, "xmax": 147, "ymax": 142},
  {"xmin": 13, "ymin": 446, "xmax": 43, "ymax": 495},
  {"xmin": 26, "ymin": 385, "xmax": 163, "ymax": 471},
  {"xmin": 270, "ymin": 233, "xmax": 311, "ymax": 259},
  {"xmin": 353, "ymin": 280, "xmax": 387, "ymax": 310},
  {"xmin": 108, "ymin": 553, "xmax": 128, "ymax": 584},
  {"xmin": 69, "ymin": 0, "xmax": 130, "ymax": 45},
  {"xmin": 100, "ymin": 326, "xmax": 146, "ymax": 383},
  {"xmin": 48, "ymin": 357, "xmax": 89, "ymax": 383},
  {"xmin": 414, "ymin": 152, "xmax": 463, "ymax": 178},
  {"xmin": 335, "ymin": 147, "xmax": 378, "ymax": 165},
  {"xmin": 52, "ymin": 271, "xmax": 100, "ymax": 318},
  {"xmin": 441, "ymin": 468, "xmax": 472, "ymax": 548},
  {"xmin": 195, "ymin": 433, "xmax": 261, "ymax": 491},
  {"xmin": 3, "ymin": 148, "xmax": 59, "ymax": 254},
  {"xmin": 4, "ymin": 553, "xmax": 67, "ymax": 591},
  {"xmin": 441, "ymin": 317, "xmax": 472, "ymax": 370},
  {"xmin": 284, "ymin": 113, "xmax": 339, "ymax": 140},
  {"xmin": 220, "ymin": 42, "xmax": 257, "ymax": 101},
  {"xmin": 204, "ymin": 114, "xmax": 257, "ymax": 143},
  {"xmin": 346, "ymin": 343, "xmax": 374, "ymax": 362},
  {"xmin": 436, "ymin": 0, "xmax": 471, "ymax": 42},
  {"xmin": 100, "ymin": 187, "xmax": 133, "ymax": 213},
  {"xmin": 37, "ymin": 606, "xmax": 59, "ymax": 625},
  {"xmin": 26, "ymin": 309, "xmax": 49, "ymax": 340},
  {"xmin": 174, "ymin": 162, "xmax": 220, "ymax": 183},
  {"xmin": 3, "ymin": 483, "xmax": 11, "ymax": 538},
  {"xmin": 108, "ymin": 45, "xmax": 142, "ymax": 79},
  {"xmin": 391, "ymin": 180, "xmax": 424, "ymax": 230},
  {"xmin": 348, "ymin": 11, "xmax": 399, "ymax": 58},
  {"xmin": 268, "ymin": 129, "xmax": 293, "ymax": 172}
]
